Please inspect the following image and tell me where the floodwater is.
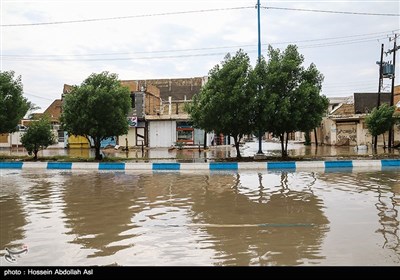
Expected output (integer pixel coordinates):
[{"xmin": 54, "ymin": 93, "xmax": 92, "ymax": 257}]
[
  {"xmin": 0, "ymin": 168, "xmax": 399, "ymax": 266},
  {"xmin": 1, "ymin": 141, "xmax": 399, "ymax": 161}
]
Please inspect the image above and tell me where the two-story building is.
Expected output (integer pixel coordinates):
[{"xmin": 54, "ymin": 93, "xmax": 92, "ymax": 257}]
[{"xmin": 61, "ymin": 77, "xmax": 223, "ymax": 149}]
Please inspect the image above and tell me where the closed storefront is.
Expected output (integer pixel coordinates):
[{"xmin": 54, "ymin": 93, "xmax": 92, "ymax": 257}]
[
  {"xmin": 148, "ymin": 121, "xmax": 176, "ymax": 147},
  {"xmin": 336, "ymin": 122, "xmax": 357, "ymax": 146}
]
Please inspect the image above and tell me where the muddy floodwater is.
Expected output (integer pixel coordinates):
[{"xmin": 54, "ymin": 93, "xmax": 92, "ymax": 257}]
[
  {"xmin": 0, "ymin": 169, "xmax": 399, "ymax": 266},
  {"xmin": 1, "ymin": 141, "xmax": 399, "ymax": 162}
]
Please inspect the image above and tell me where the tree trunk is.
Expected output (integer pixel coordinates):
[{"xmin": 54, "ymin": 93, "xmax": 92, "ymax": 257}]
[
  {"xmin": 94, "ymin": 137, "xmax": 102, "ymax": 160},
  {"xmin": 233, "ymin": 135, "xmax": 241, "ymax": 158},
  {"xmin": 374, "ymin": 135, "xmax": 378, "ymax": 150},
  {"xmin": 383, "ymin": 133, "xmax": 386, "ymax": 149},
  {"xmin": 279, "ymin": 133, "xmax": 287, "ymax": 158},
  {"xmin": 203, "ymin": 131, "xmax": 207, "ymax": 149},
  {"xmin": 314, "ymin": 128, "xmax": 318, "ymax": 146},
  {"xmin": 33, "ymin": 149, "xmax": 38, "ymax": 161},
  {"xmin": 304, "ymin": 131, "xmax": 311, "ymax": 146},
  {"xmin": 285, "ymin": 132, "xmax": 289, "ymax": 157}
]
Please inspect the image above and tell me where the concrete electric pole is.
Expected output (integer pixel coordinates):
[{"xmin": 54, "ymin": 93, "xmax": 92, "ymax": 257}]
[{"xmin": 387, "ymin": 33, "xmax": 398, "ymax": 148}]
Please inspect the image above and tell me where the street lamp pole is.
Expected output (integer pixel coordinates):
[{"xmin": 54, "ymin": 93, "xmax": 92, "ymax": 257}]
[{"xmin": 256, "ymin": 0, "xmax": 264, "ymax": 155}]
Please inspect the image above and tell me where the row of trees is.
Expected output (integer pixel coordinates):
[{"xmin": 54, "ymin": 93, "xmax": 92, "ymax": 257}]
[
  {"xmin": 1, "ymin": 71, "xmax": 131, "ymax": 160},
  {"xmin": 188, "ymin": 45, "xmax": 329, "ymax": 157},
  {"xmin": 2, "ymin": 44, "xmax": 399, "ymax": 160},
  {"xmin": 1, "ymin": 71, "xmax": 56, "ymax": 160}
]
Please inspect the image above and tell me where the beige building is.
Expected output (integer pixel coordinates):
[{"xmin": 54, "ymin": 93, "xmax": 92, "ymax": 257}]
[{"xmin": 309, "ymin": 88, "xmax": 400, "ymax": 147}]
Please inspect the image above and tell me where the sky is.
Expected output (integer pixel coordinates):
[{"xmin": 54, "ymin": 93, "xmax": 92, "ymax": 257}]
[{"xmin": 1, "ymin": 0, "xmax": 399, "ymax": 112}]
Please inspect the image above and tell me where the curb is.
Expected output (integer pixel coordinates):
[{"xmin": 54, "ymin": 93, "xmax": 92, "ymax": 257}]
[{"xmin": 0, "ymin": 159, "xmax": 399, "ymax": 171}]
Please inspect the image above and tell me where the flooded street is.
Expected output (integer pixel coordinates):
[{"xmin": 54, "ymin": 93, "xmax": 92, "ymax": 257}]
[
  {"xmin": 1, "ymin": 141, "xmax": 399, "ymax": 161},
  {"xmin": 1, "ymin": 169, "xmax": 399, "ymax": 266}
]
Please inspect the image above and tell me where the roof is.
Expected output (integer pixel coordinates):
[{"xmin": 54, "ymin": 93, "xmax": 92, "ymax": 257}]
[
  {"xmin": 330, "ymin": 103, "xmax": 355, "ymax": 116},
  {"xmin": 43, "ymin": 99, "xmax": 63, "ymax": 122},
  {"xmin": 120, "ymin": 80, "xmax": 161, "ymax": 98},
  {"xmin": 133, "ymin": 77, "xmax": 205, "ymax": 101},
  {"xmin": 328, "ymin": 96, "xmax": 352, "ymax": 105},
  {"xmin": 63, "ymin": 84, "xmax": 74, "ymax": 95}
]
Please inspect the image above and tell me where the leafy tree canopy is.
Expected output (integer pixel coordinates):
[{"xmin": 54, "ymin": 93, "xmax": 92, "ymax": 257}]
[
  {"xmin": 188, "ymin": 50, "xmax": 255, "ymax": 158},
  {"xmin": 60, "ymin": 71, "xmax": 131, "ymax": 160},
  {"xmin": 365, "ymin": 103, "xmax": 396, "ymax": 138},
  {"xmin": 20, "ymin": 117, "xmax": 56, "ymax": 160},
  {"xmin": 0, "ymin": 71, "xmax": 31, "ymax": 133},
  {"xmin": 262, "ymin": 45, "xmax": 328, "ymax": 157}
]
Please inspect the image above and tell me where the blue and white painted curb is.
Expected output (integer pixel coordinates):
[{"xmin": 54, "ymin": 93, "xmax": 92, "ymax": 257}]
[{"xmin": 0, "ymin": 159, "xmax": 399, "ymax": 171}]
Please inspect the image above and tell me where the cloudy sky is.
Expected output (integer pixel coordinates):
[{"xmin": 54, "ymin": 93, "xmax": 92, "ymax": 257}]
[{"xmin": 1, "ymin": 0, "xmax": 399, "ymax": 112}]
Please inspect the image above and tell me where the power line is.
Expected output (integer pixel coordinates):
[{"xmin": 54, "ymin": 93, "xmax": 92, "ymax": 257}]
[
  {"xmin": 263, "ymin": 6, "xmax": 400, "ymax": 16},
  {"xmin": 1, "ymin": 38, "xmax": 388, "ymax": 61},
  {"xmin": 296, "ymin": 36, "xmax": 389, "ymax": 49},
  {"xmin": 2, "ymin": 30, "xmax": 397, "ymax": 61},
  {"xmin": 2, "ymin": 5, "xmax": 398, "ymax": 27},
  {"xmin": 272, "ymin": 29, "xmax": 399, "ymax": 45},
  {"xmin": 3, "ymin": 51, "xmax": 234, "ymax": 61},
  {"xmin": 323, "ymin": 82, "xmax": 377, "ymax": 89},
  {"xmin": 24, "ymin": 92, "xmax": 54, "ymax": 101},
  {"xmin": 1, "ymin": 6, "xmax": 253, "ymax": 27}
]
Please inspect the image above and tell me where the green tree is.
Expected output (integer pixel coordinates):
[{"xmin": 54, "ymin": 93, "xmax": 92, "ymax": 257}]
[
  {"xmin": 263, "ymin": 45, "xmax": 328, "ymax": 157},
  {"xmin": 0, "ymin": 71, "xmax": 32, "ymax": 133},
  {"xmin": 365, "ymin": 103, "xmax": 396, "ymax": 149},
  {"xmin": 60, "ymin": 71, "xmax": 131, "ymax": 160},
  {"xmin": 250, "ymin": 56, "xmax": 276, "ymax": 152},
  {"xmin": 20, "ymin": 117, "xmax": 56, "ymax": 160},
  {"xmin": 188, "ymin": 50, "xmax": 255, "ymax": 158},
  {"xmin": 296, "ymin": 63, "xmax": 329, "ymax": 146}
]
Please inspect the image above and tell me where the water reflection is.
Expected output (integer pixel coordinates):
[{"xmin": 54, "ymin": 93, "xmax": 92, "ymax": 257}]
[
  {"xmin": 191, "ymin": 172, "xmax": 329, "ymax": 265},
  {"xmin": 0, "ymin": 169, "xmax": 398, "ymax": 265},
  {"xmin": 0, "ymin": 172, "xmax": 27, "ymax": 250},
  {"xmin": 376, "ymin": 185, "xmax": 400, "ymax": 258},
  {"xmin": 317, "ymin": 171, "xmax": 400, "ymax": 264},
  {"xmin": 62, "ymin": 172, "xmax": 141, "ymax": 258}
]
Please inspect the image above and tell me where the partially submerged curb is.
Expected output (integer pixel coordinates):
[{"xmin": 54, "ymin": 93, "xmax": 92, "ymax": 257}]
[{"xmin": 0, "ymin": 159, "xmax": 399, "ymax": 171}]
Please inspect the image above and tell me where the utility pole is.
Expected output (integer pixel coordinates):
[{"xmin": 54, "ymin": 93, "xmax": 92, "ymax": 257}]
[
  {"xmin": 387, "ymin": 33, "xmax": 398, "ymax": 148},
  {"xmin": 377, "ymin": 44, "xmax": 384, "ymax": 107},
  {"xmin": 257, "ymin": 0, "xmax": 261, "ymax": 60},
  {"xmin": 374, "ymin": 43, "xmax": 384, "ymax": 149},
  {"xmin": 256, "ymin": 0, "xmax": 264, "ymax": 155}
]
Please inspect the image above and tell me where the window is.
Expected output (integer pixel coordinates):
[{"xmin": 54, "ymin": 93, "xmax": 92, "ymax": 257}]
[
  {"xmin": 58, "ymin": 130, "xmax": 64, "ymax": 142},
  {"xmin": 177, "ymin": 130, "xmax": 193, "ymax": 142},
  {"xmin": 176, "ymin": 121, "xmax": 194, "ymax": 144}
]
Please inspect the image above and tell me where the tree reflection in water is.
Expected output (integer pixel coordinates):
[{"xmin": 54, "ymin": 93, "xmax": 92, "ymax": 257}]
[
  {"xmin": 317, "ymin": 170, "xmax": 400, "ymax": 264},
  {"xmin": 5, "ymin": 169, "xmax": 395, "ymax": 265},
  {"xmin": 62, "ymin": 172, "xmax": 143, "ymax": 258},
  {"xmin": 0, "ymin": 192, "xmax": 27, "ymax": 251},
  {"xmin": 190, "ymin": 171, "xmax": 329, "ymax": 266}
]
